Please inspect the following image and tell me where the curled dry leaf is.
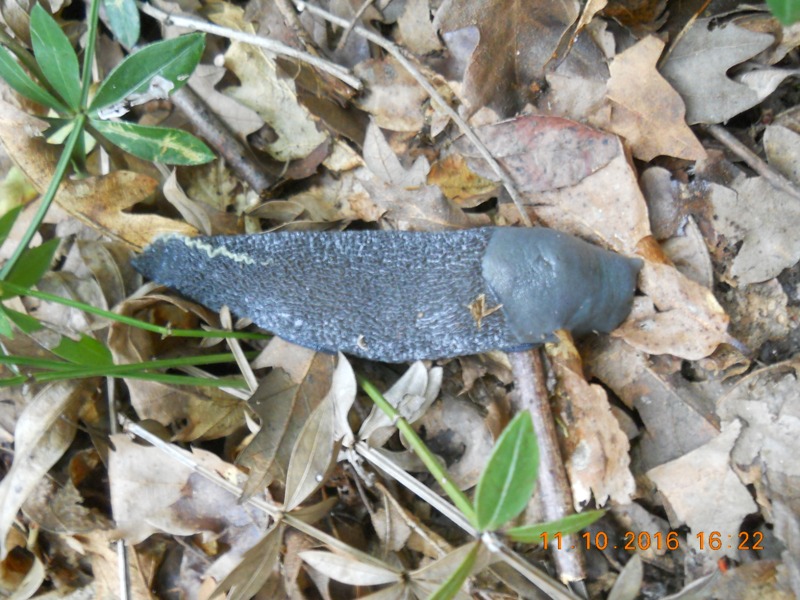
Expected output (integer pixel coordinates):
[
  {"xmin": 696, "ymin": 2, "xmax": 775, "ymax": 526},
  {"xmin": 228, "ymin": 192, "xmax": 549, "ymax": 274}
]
[
  {"xmin": 0, "ymin": 380, "xmax": 88, "ymax": 559},
  {"xmin": 617, "ymin": 260, "xmax": 729, "ymax": 360},
  {"xmin": 546, "ymin": 336, "xmax": 635, "ymax": 506},
  {"xmin": 359, "ymin": 361, "xmax": 442, "ymax": 446},
  {"xmin": 284, "ymin": 354, "xmax": 356, "ymax": 510},
  {"xmin": 605, "ymin": 36, "xmax": 706, "ymax": 161}
]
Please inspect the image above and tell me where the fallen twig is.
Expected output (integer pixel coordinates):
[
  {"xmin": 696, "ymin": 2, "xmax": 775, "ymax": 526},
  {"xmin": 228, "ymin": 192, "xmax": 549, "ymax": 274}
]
[
  {"xmin": 704, "ymin": 123, "xmax": 800, "ymax": 201},
  {"xmin": 508, "ymin": 348, "xmax": 587, "ymax": 584}
]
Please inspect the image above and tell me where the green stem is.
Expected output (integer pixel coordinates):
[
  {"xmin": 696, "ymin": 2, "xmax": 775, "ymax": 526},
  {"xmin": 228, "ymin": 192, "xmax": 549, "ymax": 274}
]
[
  {"xmin": 358, "ymin": 375, "xmax": 478, "ymax": 527},
  {"xmin": 0, "ymin": 113, "xmax": 85, "ymax": 279},
  {"xmin": 0, "ymin": 280, "xmax": 270, "ymax": 341},
  {"xmin": 80, "ymin": 0, "xmax": 101, "ymax": 108}
]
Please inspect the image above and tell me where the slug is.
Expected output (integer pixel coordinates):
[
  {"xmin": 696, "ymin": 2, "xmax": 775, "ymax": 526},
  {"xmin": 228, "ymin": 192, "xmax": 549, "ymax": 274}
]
[{"xmin": 133, "ymin": 227, "xmax": 641, "ymax": 363}]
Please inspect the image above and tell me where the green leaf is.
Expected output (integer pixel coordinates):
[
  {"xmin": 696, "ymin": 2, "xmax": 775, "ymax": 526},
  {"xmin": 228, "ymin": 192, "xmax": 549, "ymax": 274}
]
[
  {"xmin": 90, "ymin": 119, "xmax": 214, "ymax": 165},
  {"xmin": 103, "ymin": 0, "xmax": 140, "ymax": 48},
  {"xmin": 0, "ymin": 45, "xmax": 68, "ymax": 112},
  {"xmin": 474, "ymin": 411, "xmax": 538, "ymax": 531},
  {"xmin": 427, "ymin": 543, "xmax": 480, "ymax": 600},
  {"xmin": 3, "ymin": 308, "xmax": 42, "ymax": 334},
  {"xmin": 30, "ymin": 4, "xmax": 81, "ymax": 109},
  {"xmin": 767, "ymin": 0, "xmax": 800, "ymax": 24},
  {"xmin": 3, "ymin": 237, "xmax": 60, "ymax": 295},
  {"xmin": 52, "ymin": 334, "xmax": 113, "ymax": 366},
  {"xmin": 505, "ymin": 510, "xmax": 606, "ymax": 543},
  {"xmin": 0, "ymin": 306, "xmax": 13, "ymax": 339},
  {"xmin": 0, "ymin": 206, "xmax": 23, "ymax": 247},
  {"xmin": 89, "ymin": 33, "xmax": 204, "ymax": 114}
]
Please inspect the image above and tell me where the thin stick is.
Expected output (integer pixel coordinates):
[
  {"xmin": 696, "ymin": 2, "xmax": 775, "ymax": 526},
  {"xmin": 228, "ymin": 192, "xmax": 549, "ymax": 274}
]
[
  {"xmin": 137, "ymin": 1, "xmax": 362, "ymax": 91},
  {"xmin": 508, "ymin": 349, "xmax": 586, "ymax": 584},
  {"xmin": 336, "ymin": 0, "xmax": 376, "ymax": 50},
  {"xmin": 704, "ymin": 124, "xmax": 800, "ymax": 201},
  {"xmin": 171, "ymin": 86, "xmax": 275, "ymax": 194},
  {"xmin": 293, "ymin": 1, "xmax": 533, "ymax": 227}
]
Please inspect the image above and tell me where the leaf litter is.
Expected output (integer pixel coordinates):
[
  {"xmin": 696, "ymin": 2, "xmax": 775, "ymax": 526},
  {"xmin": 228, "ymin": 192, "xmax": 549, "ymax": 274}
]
[{"xmin": 0, "ymin": 0, "xmax": 798, "ymax": 598}]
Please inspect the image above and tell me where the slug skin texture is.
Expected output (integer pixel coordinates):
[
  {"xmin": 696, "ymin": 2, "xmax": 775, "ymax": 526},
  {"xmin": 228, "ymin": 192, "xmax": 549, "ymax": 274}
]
[{"xmin": 133, "ymin": 227, "xmax": 642, "ymax": 363}]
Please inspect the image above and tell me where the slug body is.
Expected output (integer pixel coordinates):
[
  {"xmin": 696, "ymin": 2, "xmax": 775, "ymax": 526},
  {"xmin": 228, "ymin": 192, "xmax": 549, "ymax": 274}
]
[{"xmin": 133, "ymin": 227, "xmax": 641, "ymax": 363}]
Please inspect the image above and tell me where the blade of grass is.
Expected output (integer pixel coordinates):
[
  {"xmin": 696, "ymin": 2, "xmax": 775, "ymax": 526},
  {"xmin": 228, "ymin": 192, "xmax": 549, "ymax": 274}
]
[
  {"xmin": 0, "ymin": 113, "xmax": 85, "ymax": 279},
  {"xmin": 358, "ymin": 375, "xmax": 477, "ymax": 527},
  {"xmin": 0, "ymin": 280, "xmax": 269, "ymax": 341}
]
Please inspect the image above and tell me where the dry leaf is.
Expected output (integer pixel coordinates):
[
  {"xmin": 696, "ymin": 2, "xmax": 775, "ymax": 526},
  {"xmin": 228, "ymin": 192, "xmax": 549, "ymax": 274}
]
[
  {"xmin": 585, "ymin": 338, "xmax": 719, "ymax": 471},
  {"xmin": 546, "ymin": 337, "xmax": 635, "ymax": 506},
  {"xmin": 0, "ymin": 381, "xmax": 87, "ymax": 559},
  {"xmin": 618, "ymin": 260, "xmax": 729, "ymax": 360},
  {"xmin": 361, "ymin": 122, "xmax": 475, "ymax": 230},
  {"xmin": 647, "ymin": 421, "xmax": 757, "ymax": 558},
  {"xmin": 211, "ymin": 3, "xmax": 328, "ymax": 162},
  {"xmin": 354, "ymin": 56, "xmax": 429, "ymax": 132},
  {"xmin": 284, "ymin": 355, "xmax": 356, "ymax": 510},
  {"xmin": 238, "ymin": 345, "xmax": 335, "ymax": 495},
  {"xmin": 299, "ymin": 551, "xmax": 401, "ymax": 586},
  {"xmin": 208, "ymin": 524, "xmax": 282, "ymax": 600},
  {"xmin": 605, "ymin": 36, "xmax": 706, "ymax": 161},
  {"xmin": 660, "ymin": 18, "xmax": 774, "ymax": 124},
  {"xmin": 435, "ymin": 0, "xmax": 604, "ymax": 116},
  {"xmin": 710, "ymin": 177, "xmax": 800, "ymax": 285},
  {"xmin": 763, "ymin": 124, "xmax": 800, "ymax": 183}
]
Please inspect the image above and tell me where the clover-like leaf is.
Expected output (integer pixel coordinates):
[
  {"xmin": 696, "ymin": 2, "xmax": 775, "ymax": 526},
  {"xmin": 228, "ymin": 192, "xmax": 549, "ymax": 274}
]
[
  {"xmin": 0, "ymin": 46, "xmax": 68, "ymax": 112},
  {"xmin": 30, "ymin": 4, "xmax": 81, "ymax": 109},
  {"xmin": 89, "ymin": 33, "xmax": 204, "ymax": 114},
  {"xmin": 90, "ymin": 119, "xmax": 213, "ymax": 165},
  {"xmin": 474, "ymin": 411, "xmax": 538, "ymax": 531},
  {"xmin": 103, "ymin": 0, "xmax": 140, "ymax": 48}
]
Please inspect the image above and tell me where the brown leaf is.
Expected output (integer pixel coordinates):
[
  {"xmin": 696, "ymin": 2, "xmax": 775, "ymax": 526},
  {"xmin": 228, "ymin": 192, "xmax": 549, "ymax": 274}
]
[
  {"xmin": 284, "ymin": 355, "xmax": 356, "ymax": 510},
  {"xmin": 617, "ymin": 261, "xmax": 729, "ymax": 360},
  {"xmin": 605, "ymin": 36, "xmax": 706, "ymax": 161},
  {"xmin": 0, "ymin": 381, "xmax": 88, "ymax": 559},
  {"xmin": 354, "ymin": 56, "xmax": 429, "ymax": 132},
  {"xmin": 208, "ymin": 524, "xmax": 283, "ymax": 600},
  {"xmin": 108, "ymin": 294, "xmax": 245, "ymax": 441},
  {"xmin": 435, "ymin": 0, "xmax": 603, "ymax": 116},
  {"xmin": 659, "ymin": 18, "xmax": 774, "ymax": 124},
  {"xmin": 362, "ymin": 122, "xmax": 476, "ymax": 230},
  {"xmin": 585, "ymin": 337, "xmax": 719, "ymax": 471},
  {"xmin": 647, "ymin": 421, "xmax": 757, "ymax": 558},
  {"xmin": 546, "ymin": 336, "xmax": 635, "ymax": 506},
  {"xmin": 238, "ymin": 347, "xmax": 335, "ymax": 496},
  {"xmin": 0, "ymin": 95, "xmax": 195, "ymax": 249}
]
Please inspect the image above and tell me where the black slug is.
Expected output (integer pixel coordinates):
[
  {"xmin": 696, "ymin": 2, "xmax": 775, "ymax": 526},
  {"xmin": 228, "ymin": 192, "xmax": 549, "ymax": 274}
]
[{"xmin": 133, "ymin": 227, "xmax": 641, "ymax": 363}]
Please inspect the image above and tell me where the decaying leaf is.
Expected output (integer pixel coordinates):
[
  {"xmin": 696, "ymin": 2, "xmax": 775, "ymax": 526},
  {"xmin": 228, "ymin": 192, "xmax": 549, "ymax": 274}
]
[
  {"xmin": 546, "ymin": 336, "xmax": 635, "ymax": 506},
  {"xmin": 210, "ymin": 3, "xmax": 328, "ymax": 163},
  {"xmin": 605, "ymin": 36, "xmax": 706, "ymax": 161},
  {"xmin": 0, "ymin": 96, "xmax": 195, "ymax": 249},
  {"xmin": 0, "ymin": 381, "xmax": 88, "ymax": 559},
  {"xmin": 284, "ymin": 354, "xmax": 356, "ymax": 510},
  {"xmin": 238, "ymin": 343, "xmax": 335, "ymax": 495},
  {"xmin": 648, "ymin": 421, "xmax": 757, "ymax": 558},
  {"xmin": 660, "ymin": 18, "xmax": 774, "ymax": 124},
  {"xmin": 710, "ymin": 176, "xmax": 800, "ymax": 285},
  {"xmin": 617, "ymin": 260, "xmax": 729, "ymax": 360}
]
